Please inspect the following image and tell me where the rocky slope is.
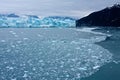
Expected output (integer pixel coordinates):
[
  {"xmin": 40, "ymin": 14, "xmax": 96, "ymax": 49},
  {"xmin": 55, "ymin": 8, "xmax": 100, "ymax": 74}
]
[{"xmin": 76, "ymin": 4, "xmax": 120, "ymax": 27}]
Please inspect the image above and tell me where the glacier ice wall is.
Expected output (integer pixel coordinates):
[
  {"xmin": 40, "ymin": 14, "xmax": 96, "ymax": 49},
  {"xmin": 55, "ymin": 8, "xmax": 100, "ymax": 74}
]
[{"xmin": 0, "ymin": 14, "xmax": 75, "ymax": 28}]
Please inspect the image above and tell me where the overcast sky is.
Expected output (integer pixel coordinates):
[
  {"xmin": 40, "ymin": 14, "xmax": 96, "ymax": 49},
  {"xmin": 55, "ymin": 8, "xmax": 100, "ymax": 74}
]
[{"xmin": 0, "ymin": 0, "xmax": 119, "ymax": 18}]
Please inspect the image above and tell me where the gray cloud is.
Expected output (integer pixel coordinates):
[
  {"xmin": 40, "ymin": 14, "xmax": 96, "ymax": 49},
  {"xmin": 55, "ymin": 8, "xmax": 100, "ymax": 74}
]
[{"xmin": 0, "ymin": 0, "xmax": 119, "ymax": 18}]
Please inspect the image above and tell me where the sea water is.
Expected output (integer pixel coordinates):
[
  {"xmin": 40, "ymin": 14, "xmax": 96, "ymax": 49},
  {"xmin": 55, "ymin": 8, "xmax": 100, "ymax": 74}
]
[
  {"xmin": 81, "ymin": 27, "xmax": 120, "ymax": 80},
  {"xmin": 0, "ymin": 28, "xmax": 113, "ymax": 80}
]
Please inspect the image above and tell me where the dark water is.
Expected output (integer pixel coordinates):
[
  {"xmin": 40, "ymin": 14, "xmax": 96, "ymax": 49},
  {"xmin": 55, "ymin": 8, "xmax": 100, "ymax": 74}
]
[{"xmin": 82, "ymin": 27, "xmax": 120, "ymax": 80}]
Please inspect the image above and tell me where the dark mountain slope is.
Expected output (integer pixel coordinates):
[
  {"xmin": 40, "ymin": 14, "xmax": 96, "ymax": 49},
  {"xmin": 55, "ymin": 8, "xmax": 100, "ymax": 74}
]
[{"xmin": 76, "ymin": 4, "xmax": 120, "ymax": 27}]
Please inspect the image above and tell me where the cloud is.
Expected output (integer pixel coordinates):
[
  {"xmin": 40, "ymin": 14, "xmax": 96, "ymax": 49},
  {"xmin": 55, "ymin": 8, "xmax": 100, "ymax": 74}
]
[{"xmin": 0, "ymin": 0, "xmax": 119, "ymax": 18}]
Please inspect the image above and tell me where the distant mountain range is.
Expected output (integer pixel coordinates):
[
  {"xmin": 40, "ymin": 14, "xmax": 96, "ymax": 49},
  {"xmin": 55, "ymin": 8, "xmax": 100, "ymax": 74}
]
[
  {"xmin": 0, "ymin": 13, "xmax": 19, "ymax": 18},
  {"xmin": 76, "ymin": 4, "xmax": 120, "ymax": 27},
  {"xmin": 0, "ymin": 14, "xmax": 75, "ymax": 28}
]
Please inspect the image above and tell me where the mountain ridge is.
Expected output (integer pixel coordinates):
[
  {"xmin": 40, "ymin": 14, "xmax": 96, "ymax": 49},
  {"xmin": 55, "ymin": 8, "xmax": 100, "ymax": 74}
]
[{"xmin": 76, "ymin": 4, "xmax": 120, "ymax": 27}]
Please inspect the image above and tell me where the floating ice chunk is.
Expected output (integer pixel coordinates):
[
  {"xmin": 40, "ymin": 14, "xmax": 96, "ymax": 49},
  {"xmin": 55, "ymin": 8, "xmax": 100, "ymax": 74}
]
[
  {"xmin": 37, "ymin": 34, "xmax": 43, "ymax": 37},
  {"xmin": 78, "ymin": 67, "xmax": 87, "ymax": 71},
  {"xmin": 66, "ymin": 74, "xmax": 70, "ymax": 77},
  {"xmin": 11, "ymin": 78, "xmax": 17, "ymax": 80},
  {"xmin": 39, "ymin": 60, "xmax": 43, "ymax": 63},
  {"xmin": 107, "ymin": 30, "xmax": 110, "ymax": 33},
  {"xmin": 9, "ymin": 31, "xmax": 14, "ymax": 33},
  {"xmin": 23, "ymin": 73, "xmax": 28, "ymax": 78},
  {"xmin": 71, "ymin": 41, "xmax": 79, "ymax": 44},
  {"xmin": 71, "ymin": 68, "xmax": 76, "ymax": 71},
  {"xmin": 12, "ymin": 32, "xmax": 16, "ymax": 35},
  {"xmin": 60, "ymin": 65, "xmax": 64, "ymax": 68},
  {"xmin": 21, "ymin": 32, "xmax": 24, "ymax": 34},
  {"xmin": 23, "ymin": 38, "xmax": 29, "ymax": 40},
  {"xmin": 93, "ymin": 66, "xmax": 100, "ymax": 69},
  {"xmin": 6, "ymin": 66, "xmax": 14, "ymax": 70},
  {"xmin": 92, "ymin": 56, "xmax": 98, "ymax": 59},
  {"xmin": 6, "ymin": 49, "xmax": 11, "ymax": 52},
  {"xmin": 113, "ymin": 60, "xmax": 120, "ymax": 64},
  {"xmin": 1, "ymin": 40, "xmax": 5, "ymax": 42},
  {"xmin": 17, "ymin": 41, "xmax": 22, "ymax": 43},
  {"xmin": 32, "ymin": 67, "xmax": 36, "ymax": 71},
  {"xmin": 52, "ymin": 40, "xmax": 57, "ymax": 43},
  {"xmin": 14, "ymin": 35, "xmax": 18, "ymax": 37},
  {"xmin": 11, "ymin": 45, "xmax": 15, "ymax": 48},
  {"xmin": 76, "ymin": 73, "xmax": 81, "ymax": 79},
  {"xmin": 75, "ymin": 47, "xmax": 81, "ymax": 50}
]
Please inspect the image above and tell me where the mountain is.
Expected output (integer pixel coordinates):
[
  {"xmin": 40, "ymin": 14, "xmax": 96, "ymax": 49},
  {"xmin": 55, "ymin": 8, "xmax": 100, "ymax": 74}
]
[
  {"xmin": 76, "ymin": 4, "xmax": 120, "ymax": 27},
  {"xmin": 0, "ymin": 14, "xmax": 75, "ymax": 28},
  {"xmin": 0, "ymin": 13, "xmax": 19, "ymax": 18},
  {"xmin": 26, "ymin": 15, "xmax": 39, "ymax": 18},
  {"xmin": 7, "ymin": 13, "xmax": 19, "ymax": 18}
]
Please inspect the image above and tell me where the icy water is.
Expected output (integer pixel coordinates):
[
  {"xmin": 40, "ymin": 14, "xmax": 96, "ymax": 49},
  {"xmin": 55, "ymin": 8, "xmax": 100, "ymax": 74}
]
[
  {"xmin": 81, "ymin": 27, "xmax": 120, "ymax": 80},
  {"xmin": 0, "ymin": 28, "xmax": 116, "ymax": 80}
]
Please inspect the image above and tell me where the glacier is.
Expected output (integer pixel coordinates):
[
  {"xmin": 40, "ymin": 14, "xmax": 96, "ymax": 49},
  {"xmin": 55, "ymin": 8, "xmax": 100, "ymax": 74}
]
[
  {"xmin": 0, "ymin": 14, "xmax": 75, "ymax": 28},
  {"xmin": 0, "ymin": 28, "xmax": 112, "ymax": 80}
]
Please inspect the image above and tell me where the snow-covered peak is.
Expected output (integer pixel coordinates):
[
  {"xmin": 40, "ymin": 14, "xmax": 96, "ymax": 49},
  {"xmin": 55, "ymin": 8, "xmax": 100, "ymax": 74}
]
[
  {"xmin": 113, "ymin": 3, "xmax": 120, "ymax": 8},
  {"xmin": 0, "ymin": 13, "xmax": 19, "ymax": 17}
]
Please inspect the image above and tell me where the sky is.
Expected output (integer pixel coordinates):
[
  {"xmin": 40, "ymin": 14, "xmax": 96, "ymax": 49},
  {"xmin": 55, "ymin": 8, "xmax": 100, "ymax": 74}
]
[{"xmin": 0, "ymin": 0, "xmax": 119, "ymax": 18}]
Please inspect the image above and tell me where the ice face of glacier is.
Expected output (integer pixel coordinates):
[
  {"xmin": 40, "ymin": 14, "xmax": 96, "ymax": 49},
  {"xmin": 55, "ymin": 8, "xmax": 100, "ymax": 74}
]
[
  {"xmin": 0, "ymin": 14, "xmax": 75, "ymax": 28},
  {"xmin": 0, "ymin": 28, "xmax": 112, "ymax": 80}
]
